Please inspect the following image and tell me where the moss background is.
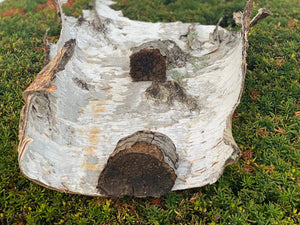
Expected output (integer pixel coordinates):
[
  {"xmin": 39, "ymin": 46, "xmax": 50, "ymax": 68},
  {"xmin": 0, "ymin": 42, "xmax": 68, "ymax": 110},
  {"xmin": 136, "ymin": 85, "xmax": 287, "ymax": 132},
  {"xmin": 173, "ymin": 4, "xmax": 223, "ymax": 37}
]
[{"xmin": 0, "ymin": 0, "xmax": 299, "ymax": 224}]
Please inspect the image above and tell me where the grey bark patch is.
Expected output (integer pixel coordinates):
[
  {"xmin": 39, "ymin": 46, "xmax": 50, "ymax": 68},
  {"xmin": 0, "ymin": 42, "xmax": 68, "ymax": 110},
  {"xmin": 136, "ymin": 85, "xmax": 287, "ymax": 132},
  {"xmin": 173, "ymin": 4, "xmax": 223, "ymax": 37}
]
[
  {"xmin": 186, "ymin": 25, "xmax": 203, "ymax": 50},
  {"xmin": 43, "ymin": 28, "xmax": 51, "ymax": 66},
  {"xmin": 72, "ymin": 77, "xmax": 89, "ymax": 91},
  {"xmin": 55, "ymin": 39, "xmax": 76, "ymax": 73},
  {"xmin": 29, "ymin": 92, "xmax": 56, "ymax": 134},
  {"xmin": 76, "ymin": 16, "xmax": 87, "ymax": 26},
  {"xmin": 146, "ymin": 81, "xmax": 199, "ymax": 112}
]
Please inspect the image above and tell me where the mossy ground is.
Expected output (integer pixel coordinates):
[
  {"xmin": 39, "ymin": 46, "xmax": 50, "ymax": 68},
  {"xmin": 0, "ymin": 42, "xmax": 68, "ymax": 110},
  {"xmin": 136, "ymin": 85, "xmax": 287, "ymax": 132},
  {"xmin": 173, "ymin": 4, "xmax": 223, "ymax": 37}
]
[{"xmin": 0, "ymin": 0, "xmax": 299, "ymax": 224}]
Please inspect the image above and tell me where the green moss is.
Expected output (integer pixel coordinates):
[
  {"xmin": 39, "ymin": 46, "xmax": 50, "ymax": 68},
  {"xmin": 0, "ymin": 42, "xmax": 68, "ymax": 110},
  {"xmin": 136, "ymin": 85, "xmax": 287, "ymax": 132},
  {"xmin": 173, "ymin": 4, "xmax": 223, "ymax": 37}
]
[
  {"xmin": 0, "ymin": 0, "xmax": 299, "ymax": 224},
  {"xmin": 62, "ymin": 0, "xmax": 93, "ymax": 17},
  {"xmin": 112, "ymin": 0, "xmax": 246, "ymax": 27}
]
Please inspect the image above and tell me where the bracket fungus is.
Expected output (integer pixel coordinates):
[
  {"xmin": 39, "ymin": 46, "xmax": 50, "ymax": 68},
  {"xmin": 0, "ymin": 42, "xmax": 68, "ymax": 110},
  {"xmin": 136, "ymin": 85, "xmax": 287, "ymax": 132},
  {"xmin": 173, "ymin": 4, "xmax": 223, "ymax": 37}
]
[{"xmin": 18, "ymin": 0, "xmax": 271, "ymax": 197}]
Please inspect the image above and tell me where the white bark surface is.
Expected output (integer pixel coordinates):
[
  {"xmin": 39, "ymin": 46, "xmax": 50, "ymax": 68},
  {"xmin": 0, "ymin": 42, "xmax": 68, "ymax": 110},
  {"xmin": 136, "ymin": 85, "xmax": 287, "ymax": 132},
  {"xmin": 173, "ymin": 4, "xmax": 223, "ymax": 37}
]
[{"xmin": 18, "ymin": 0, "xmax": 260, "ymax": 196}]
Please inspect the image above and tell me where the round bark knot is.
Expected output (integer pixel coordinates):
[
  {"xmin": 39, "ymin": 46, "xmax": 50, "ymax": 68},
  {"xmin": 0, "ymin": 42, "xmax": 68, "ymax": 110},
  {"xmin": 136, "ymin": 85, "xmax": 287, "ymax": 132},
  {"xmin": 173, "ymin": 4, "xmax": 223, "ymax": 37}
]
[
  {"xmin": 130, "ymin": 49, "xmax": 166, "ymax": 82},
  {"xmin": 97, "ymin": 131, "xmax": 178, "ymax": 197}
]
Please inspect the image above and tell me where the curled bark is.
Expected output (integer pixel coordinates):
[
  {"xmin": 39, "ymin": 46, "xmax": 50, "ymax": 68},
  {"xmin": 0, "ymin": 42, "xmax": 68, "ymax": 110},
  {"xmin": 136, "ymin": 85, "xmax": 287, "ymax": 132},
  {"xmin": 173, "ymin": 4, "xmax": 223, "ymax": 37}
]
[{"xmin": 18, "ymin": 0, "xmax": 271, "ymax": 196}]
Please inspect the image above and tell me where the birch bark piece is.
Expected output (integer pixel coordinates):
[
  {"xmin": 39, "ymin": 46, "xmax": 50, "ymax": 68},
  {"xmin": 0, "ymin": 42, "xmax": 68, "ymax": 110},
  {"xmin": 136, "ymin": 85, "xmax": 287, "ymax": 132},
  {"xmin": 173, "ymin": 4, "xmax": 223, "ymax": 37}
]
[{"xmin": 18, "ymin": 0, "xmax": 270, "ymax": 197}]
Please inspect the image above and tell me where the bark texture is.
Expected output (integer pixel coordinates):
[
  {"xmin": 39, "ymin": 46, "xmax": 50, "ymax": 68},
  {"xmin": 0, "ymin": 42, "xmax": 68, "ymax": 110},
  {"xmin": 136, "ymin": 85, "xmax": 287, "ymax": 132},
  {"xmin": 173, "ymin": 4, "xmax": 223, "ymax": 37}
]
[{"xmin": 17, "ymin": 0, "xmax": 270, "ymax": 196}]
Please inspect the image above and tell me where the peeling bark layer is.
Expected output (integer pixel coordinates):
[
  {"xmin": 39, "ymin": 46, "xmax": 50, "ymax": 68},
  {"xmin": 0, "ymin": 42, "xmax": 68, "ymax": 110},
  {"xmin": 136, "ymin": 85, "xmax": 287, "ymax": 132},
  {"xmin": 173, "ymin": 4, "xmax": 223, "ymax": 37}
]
[{"xmin": 18, "ymin": 0, "xmax": 271, "ymax": 196}]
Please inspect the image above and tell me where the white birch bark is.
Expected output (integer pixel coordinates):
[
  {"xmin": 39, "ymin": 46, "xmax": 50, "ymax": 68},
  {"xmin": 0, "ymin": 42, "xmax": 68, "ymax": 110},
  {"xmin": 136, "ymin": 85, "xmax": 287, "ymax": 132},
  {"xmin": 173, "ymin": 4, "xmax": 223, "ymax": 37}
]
[{"xmin": 18, "ymin": 0, "xmax": 270, "ymax": 196}]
